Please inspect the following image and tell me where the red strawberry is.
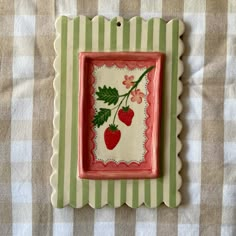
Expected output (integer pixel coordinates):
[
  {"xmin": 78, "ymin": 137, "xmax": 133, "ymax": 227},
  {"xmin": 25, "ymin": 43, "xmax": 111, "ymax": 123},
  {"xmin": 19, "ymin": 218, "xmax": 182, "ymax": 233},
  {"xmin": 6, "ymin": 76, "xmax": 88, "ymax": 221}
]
[
  {"xmin": 118, "ymin": 106, "xmax": 134, "ymax": 126},
  {"xmin": 104, "ymin": 124, "xmax": 121, "ymax": 150}
]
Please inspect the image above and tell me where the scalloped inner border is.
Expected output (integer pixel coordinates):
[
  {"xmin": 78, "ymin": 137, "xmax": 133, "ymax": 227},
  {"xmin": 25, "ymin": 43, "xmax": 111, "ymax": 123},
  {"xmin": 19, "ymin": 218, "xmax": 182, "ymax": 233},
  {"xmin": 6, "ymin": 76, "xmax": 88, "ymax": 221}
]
[{"xmin": 92, "ymin": 64, "xmax": 148, "ymax": 165}]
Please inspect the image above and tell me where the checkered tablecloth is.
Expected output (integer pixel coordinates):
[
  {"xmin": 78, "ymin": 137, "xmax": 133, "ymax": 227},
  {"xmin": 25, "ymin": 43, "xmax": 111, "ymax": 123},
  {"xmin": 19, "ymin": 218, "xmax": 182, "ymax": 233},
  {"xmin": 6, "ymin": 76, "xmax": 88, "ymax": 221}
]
[{"xmin": 0, "ymin": 0, "xmax": 236, "ymax": 235}]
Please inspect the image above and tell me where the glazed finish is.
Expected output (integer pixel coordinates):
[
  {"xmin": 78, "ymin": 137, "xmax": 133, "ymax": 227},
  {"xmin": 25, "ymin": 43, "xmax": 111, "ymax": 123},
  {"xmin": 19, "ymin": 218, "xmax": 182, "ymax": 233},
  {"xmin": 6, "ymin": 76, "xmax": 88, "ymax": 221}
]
[{"xmin": 51, "ymin": 16, "xmax": 184, "ymax": 208}]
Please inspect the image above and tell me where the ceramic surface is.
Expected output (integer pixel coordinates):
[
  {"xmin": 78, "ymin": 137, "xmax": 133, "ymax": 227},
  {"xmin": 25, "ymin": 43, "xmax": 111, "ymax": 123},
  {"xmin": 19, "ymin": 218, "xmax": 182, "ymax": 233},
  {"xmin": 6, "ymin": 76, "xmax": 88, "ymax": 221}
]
[{"xmin": 78, "ymin": 52, "xmax": 164, "ymax": 179}]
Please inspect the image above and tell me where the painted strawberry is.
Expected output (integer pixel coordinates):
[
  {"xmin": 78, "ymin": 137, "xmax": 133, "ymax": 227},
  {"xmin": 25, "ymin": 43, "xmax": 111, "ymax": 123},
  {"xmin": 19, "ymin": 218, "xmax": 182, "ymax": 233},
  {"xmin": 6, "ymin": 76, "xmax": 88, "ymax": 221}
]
[
  {"xmin": 104, "ymin": 124, "xmax": 121, "ymax": 150},
  {"xmin": 118, "ymin": 106, "xmax": 134, "ymax": 126}
]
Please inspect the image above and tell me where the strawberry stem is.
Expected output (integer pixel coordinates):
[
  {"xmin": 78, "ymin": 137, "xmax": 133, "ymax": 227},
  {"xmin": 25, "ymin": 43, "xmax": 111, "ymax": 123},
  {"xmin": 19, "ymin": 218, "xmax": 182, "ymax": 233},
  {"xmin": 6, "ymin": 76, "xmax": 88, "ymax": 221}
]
[
  {"xmin": 112, "ymin": 97, "xmax": 125, "ymax": 124},
  {"xmin": 118, "ymin": 93, "xmax": 128, "ymax": 97}
]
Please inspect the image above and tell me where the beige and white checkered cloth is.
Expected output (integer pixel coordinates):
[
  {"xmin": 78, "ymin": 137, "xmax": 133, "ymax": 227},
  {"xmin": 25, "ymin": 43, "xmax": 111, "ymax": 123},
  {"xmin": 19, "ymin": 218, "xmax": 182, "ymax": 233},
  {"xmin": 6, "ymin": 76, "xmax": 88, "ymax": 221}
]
[{"xmin": 0, "ymin": 0, "xmax": 235, "ymax": 235}]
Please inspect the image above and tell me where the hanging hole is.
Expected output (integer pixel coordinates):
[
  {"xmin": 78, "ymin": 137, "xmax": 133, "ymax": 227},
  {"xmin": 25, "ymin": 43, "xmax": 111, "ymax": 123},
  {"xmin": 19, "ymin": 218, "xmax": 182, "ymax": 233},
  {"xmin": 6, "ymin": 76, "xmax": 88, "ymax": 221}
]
[{"xmin": 117, "ymin": 22, "xmax": 121, "ymax": 27}]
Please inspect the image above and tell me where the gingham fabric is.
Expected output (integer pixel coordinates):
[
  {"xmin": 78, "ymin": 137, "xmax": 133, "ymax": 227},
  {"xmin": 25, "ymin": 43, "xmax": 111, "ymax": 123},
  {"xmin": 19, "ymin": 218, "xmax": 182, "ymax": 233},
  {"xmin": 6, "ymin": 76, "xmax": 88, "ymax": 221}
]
[{"xmin": 0, "ymin": 0, "xmax": 235, "ymax": 236}]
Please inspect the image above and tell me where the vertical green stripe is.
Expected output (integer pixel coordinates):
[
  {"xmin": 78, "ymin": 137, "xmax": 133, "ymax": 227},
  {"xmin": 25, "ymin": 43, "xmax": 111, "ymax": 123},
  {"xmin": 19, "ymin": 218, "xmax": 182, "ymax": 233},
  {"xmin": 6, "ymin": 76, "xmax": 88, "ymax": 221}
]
[
  {"xmin": 144, "ymin": 179, "xmax": 151, "ymax": 207},
  {"xmin": 157, "ymin": 19, "xmax": 166, "ymax": 205},
  {"xmin": 70, "ymin": 17, "xmax": 80, "ymax": 207},
  {"xmin": 82, "ymin": 17, "xmax": 93, "ymax": 204},
  {"xmin": 95, "ymin": 17, "xmax": 105, "ymax": 208},
  {"xmin": 110, "ymin": 18, "xmax": 117, "ymax": 51},
  {"xmin": 169, "ymin": 20, "xmax": 179, "ymax": 207},
  {"xmin": 159, "ymin": 20, "xmax": 166, "ymax": 52},
  {"xmin": 57, "ymin": 16, "xmax": 68, "ymax": 207},
  {"xmin": 98, "ymin": 16, "xmax": 104, "ymax": 51},
  {"xmin": 120, "ymin": 180, "xmax": 126, "ymax": 204},
  {"xmin": 147, "ymin": 19, "xmax": 153, "ymax": 51},
  {"xmin": 95, "ymin": 181, "xmax": 102, "ymax": 208},
  {"xmin": 135, "ymin": 17, "xmax": 142, "ymax": 50},
  {"xmin": 132, "ymin": 180, "xmax": 139, "ymax": 208},
  {"xmin": 82, "ymin": 180, "xmax": 89, "ymax": 205},
  {"xmin": 108, "ymin": 180, "xmax": 115, "ymax": 206},
  {"xmin": 85, "ymin": 17, "xmax": 92, "ymax": 51},
  {"xmin": 123, "ymin": 19, "xmax": 130, "ymax": 50}
]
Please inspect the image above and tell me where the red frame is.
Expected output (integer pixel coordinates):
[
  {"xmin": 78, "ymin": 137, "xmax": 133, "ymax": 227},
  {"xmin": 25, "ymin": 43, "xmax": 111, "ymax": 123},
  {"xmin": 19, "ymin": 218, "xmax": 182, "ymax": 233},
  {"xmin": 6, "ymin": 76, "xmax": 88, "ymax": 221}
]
[{"xmin": 78, "ymin": 52, "xmax": 164, "ymax": 179}]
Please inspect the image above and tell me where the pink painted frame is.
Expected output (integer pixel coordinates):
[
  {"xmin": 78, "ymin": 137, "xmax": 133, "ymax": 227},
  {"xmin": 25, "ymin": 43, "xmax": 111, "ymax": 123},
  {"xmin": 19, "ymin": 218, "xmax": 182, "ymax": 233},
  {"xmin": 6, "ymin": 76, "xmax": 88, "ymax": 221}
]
[{"xmin": 78, "ymin": 52, "xmax": 165, "ymax": 179}]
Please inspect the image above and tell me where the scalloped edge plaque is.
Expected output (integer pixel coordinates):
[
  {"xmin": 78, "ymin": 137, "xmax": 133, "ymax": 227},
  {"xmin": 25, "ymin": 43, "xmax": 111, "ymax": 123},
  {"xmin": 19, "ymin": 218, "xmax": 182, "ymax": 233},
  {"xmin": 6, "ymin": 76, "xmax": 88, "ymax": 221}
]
[{"xmin": 51, "ymin": 16, "xmax": 184, "ymax": 208}]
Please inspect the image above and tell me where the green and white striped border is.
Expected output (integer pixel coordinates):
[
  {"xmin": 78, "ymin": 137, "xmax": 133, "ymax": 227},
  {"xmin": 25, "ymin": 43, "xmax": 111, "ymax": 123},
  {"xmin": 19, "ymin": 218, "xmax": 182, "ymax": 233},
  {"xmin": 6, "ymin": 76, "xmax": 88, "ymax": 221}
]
[{"xmin": 51, "ymin": 16, "xmax": 184, "ymax": 208}]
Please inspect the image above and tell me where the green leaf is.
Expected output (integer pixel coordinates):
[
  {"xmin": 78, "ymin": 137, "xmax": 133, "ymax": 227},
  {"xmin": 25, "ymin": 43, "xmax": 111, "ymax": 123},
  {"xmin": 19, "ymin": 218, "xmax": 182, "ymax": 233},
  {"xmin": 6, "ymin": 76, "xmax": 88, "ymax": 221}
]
[
  {"xmin": 96, "ymin": 86, "xmax": 119, "ymax": 105},
  {"xmin": 92, "ymin": 108, "xmax": 111, "ymax": 128}
]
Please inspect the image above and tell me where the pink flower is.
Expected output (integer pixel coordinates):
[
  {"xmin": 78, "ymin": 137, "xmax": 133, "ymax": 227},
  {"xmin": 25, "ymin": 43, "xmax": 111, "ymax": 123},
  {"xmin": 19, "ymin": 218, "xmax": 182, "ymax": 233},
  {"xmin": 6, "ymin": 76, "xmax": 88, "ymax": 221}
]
[
  {"xmin": 130, "ymin": 89, "xmax": 145, "ymax": 104},
  {"xmin": 122, "ymin": 75, "xmax": 135, "ymax": 89}
]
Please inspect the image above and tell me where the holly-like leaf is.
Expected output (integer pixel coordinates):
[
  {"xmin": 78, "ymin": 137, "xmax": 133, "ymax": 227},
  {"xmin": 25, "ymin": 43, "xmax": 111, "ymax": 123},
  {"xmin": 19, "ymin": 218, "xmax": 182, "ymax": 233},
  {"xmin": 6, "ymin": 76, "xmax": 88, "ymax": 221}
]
[
  {"xmin": 96, "ymin": 86, "xmax": 119, "ymax": 105},
  {"xmin": 92, "ymin": 108, "xmax": 111, "ymax": 128}
]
